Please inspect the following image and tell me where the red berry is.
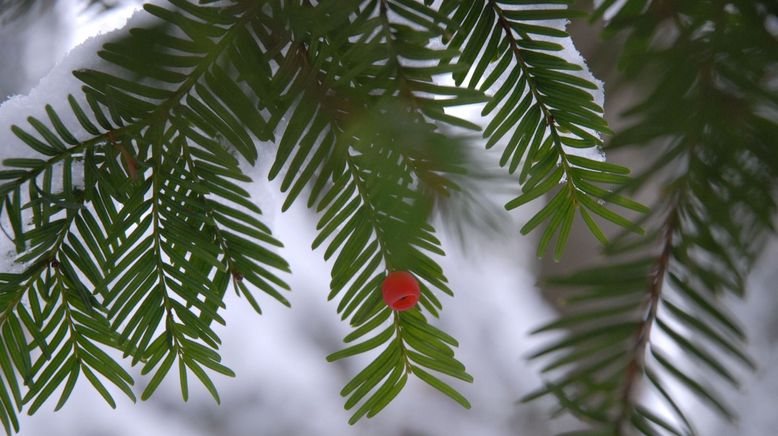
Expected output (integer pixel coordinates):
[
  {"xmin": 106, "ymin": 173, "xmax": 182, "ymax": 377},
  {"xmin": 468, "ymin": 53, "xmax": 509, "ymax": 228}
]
[{"xmin": 381, "ymin": 271, "xmax": 420, "ymax": 312}]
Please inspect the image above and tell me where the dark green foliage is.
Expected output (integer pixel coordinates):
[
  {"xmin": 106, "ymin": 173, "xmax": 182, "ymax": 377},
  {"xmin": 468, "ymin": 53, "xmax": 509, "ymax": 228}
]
[
  {"xmin": 525, "ymin": 1, "xmax": 778, "ymax": 434},
  {"xmin": 0, "ymin": 0, "xmax": 773, "ymax": 435},
  {"xmin": 439, "ymin": 0, "xmax": 647, "ymax": 260},
  {"xmin": 263, "ymin": 1, "xmax": 479, "ymax": 420},
  {"xmin": 1, "ymin": 2, "xmax": 291, "ymax": 432},
  {"xmin": 0, "ymin": 0, "xmax": 489, "ymax": 431}
]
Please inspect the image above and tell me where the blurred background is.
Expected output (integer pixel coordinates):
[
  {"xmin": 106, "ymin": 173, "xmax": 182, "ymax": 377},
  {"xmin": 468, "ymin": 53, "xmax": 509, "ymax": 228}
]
[{"xmin": 0, "ymin": 1, "xmax": 776, "ymax": 435}]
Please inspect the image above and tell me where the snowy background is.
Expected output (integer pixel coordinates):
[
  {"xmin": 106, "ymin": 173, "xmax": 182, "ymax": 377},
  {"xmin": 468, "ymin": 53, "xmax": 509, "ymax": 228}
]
[{"xmin": 0, "ymin": 2, "xmax": 776, "ymax": 435}]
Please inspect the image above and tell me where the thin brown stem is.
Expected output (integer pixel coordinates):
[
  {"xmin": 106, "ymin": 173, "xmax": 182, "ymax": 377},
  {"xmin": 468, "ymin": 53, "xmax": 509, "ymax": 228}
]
[{"xmin": 614, "ymin": 199, "xmax": 680, "ymax": 433}]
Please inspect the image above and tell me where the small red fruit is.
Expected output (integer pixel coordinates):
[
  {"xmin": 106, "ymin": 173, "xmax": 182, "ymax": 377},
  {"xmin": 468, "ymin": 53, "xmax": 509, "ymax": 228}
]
[{"xmin": 381, "ymin": 271, "xmax": 420, "ymax": 312}]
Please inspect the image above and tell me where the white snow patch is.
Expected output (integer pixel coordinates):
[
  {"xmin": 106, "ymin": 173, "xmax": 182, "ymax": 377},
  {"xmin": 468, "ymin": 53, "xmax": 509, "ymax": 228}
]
[{"xmin": 0, "ymin": 4, "xmax": 143, "ymax": 163}]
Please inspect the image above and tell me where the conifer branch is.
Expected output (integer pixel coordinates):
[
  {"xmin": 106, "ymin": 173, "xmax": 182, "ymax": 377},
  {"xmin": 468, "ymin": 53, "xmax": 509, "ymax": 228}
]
[
  {"xmin": 0, "ymin": 1, "xmax": 772, "ymax": 434},
  {"xmin": 615, "ymin": 206, "xmax": 677, "ymax": 433}
]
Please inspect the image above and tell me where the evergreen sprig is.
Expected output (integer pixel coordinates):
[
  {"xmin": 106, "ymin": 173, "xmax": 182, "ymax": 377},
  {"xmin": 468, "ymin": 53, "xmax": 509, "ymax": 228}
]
[
  {"xmin": 264, "ymin": 1, "xmax": 478, "ymax": 421},
  {"xmin": 0, "ymin": 0, "xmax": 490, "ymax": 430},
  {"xmin": 1, "ymin": 0, "xmax": 772, "ymax": 435},
  {"xmin": 525, "ymin": 1, "xmax": 778, "ymax": 434},
  {"xmin": 0, "ymin": 2, "xmax": 290, "ymax": 432},
  {"xmin": 439, "ymin": 0, "xmax": 647, "ymax": 260}
]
